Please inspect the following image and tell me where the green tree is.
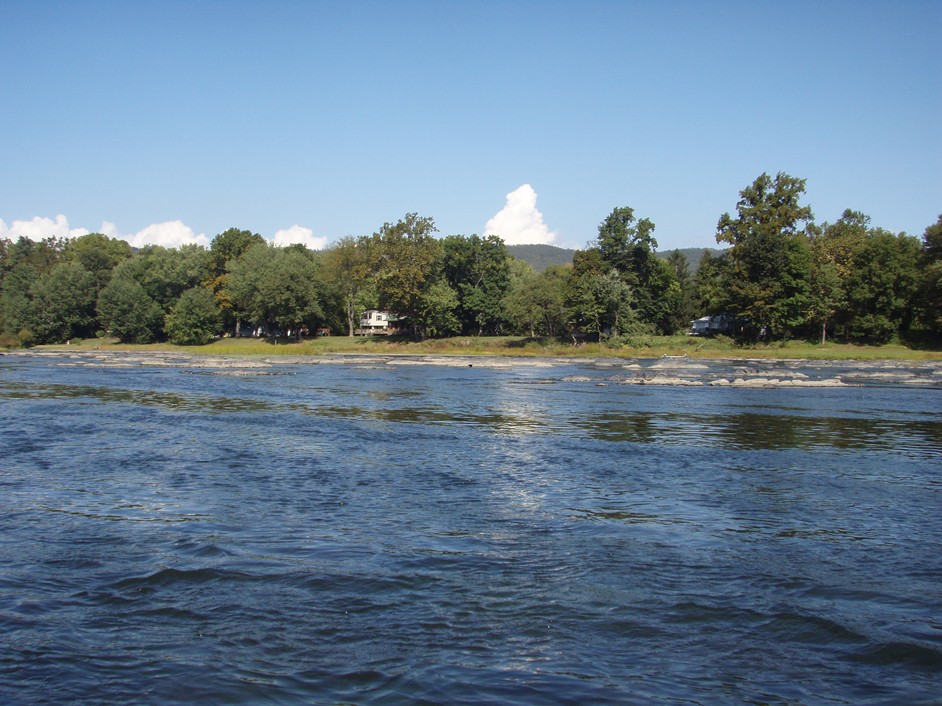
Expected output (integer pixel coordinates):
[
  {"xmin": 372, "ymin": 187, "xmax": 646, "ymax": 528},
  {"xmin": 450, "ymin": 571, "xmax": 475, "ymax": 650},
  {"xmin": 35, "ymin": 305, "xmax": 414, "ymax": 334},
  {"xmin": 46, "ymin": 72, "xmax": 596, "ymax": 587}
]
[
  {"xmin": 209, "ymin": 227, "xmax": 266, "ymax": 275},
  {"xmin": 665, "ymin": 250, "xmax": 697, "ymax": 332},
  {"xmin": 64, "ymin": 233, "xmax": 132, "ymax": 293},
  {"xmin": 810, "ymin": 210, "xmax": 870, "ymax": 339},
  {"xmin": 845, "ymin": 229, "xmax": 922, "ymax": 342},
  {"xmin": 806, "ymin": 241, "xmax": 843, "ymax": 344},
  {"xmin": 114, "ymin": 245, "xmax": 211, "ymax": 312},
  {"xmin": 442, "ymin": 234, "xmax": 511, "ymax": 335},
  {"xmin": 918, "ymin": 214, "xmax": 942, "ymax": 336},
  {"xmin": 97, "ymin": 271, "xmax": 165, "ymax": 343},
  {"xmin": 369, "ymin": 213, "xmax": 441, "ymax": 334},
  {"xmin": 165, "ymin": 286, "xmax": 223, "ymax": 345},
  {"xmin": 228, "ymin": 244, "xmax": 323, "ymax": 338},
  {"xmin": 320, "ymin": 235, "xmax": 374, "ymax": 336},
  {"xmin": 594, "ymin": 207, "xmax": 678, "ymax": 332},
  {"xmin": 593, "ymin": 270, "xmax": 641, "ymax": 339},
  {"xmin": 207, "ymin": 228, "xmax": 267, "ymax": 334},
  {"xmin": 533, "ymin": 265, "xmax": 570, "ymax": 338},
  {"xmin": 27, "ymin": 261, "xmax": 97, "ymax": 343},
  {"xmin": 0, "ymin": 237, "xmax": 66, "ymax": 338},
  {"xmin": 1, "ymin": 261, "xmax": 39, "ymax": 337},
  {"xmin": 416, "ymin": 280, "xmax": 460, "ymax": 337},
  {"xmin": 716, "ymin": 172, "xmax": 814, "ymax": 338},
  {"xmin": 596, "ymin": 207, "xmax": 656, "ymax": 272},
  {"xmin": 501, "ymin": 259, "xmax": 542, "ymax": 337},
  {"xmin": 692, "ymin": 250, "xmax": 731, "ymax": 316}
]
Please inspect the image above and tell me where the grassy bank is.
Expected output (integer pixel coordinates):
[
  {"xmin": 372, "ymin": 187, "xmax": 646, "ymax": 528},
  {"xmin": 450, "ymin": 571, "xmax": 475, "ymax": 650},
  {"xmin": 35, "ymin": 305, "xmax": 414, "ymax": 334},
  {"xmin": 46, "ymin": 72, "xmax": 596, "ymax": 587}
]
[{"xmin": 30, "ymin": 335, "xmax": 942, "ymax": 362}]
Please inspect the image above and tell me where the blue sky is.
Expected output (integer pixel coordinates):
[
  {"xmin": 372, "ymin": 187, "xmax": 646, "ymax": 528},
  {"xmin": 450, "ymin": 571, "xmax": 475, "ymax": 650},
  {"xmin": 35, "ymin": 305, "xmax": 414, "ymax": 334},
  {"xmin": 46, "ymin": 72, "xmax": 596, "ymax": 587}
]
[{"xmin": 1, "ymin": 0, "xmax": 939, "ymax": 251}]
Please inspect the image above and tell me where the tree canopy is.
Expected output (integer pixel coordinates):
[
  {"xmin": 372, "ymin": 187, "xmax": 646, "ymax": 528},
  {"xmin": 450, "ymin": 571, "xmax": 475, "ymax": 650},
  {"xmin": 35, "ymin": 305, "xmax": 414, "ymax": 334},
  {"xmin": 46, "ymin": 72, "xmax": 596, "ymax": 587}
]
[{"xmin": 1, "ymin": 187, "xmax": 939, "ymax": 348}]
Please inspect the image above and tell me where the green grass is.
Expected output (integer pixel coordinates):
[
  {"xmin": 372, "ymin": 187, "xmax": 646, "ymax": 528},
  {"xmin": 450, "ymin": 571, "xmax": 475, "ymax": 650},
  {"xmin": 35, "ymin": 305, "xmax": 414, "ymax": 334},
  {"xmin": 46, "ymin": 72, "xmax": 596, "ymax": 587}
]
[{"xmin": 32, "ymin": 334, "xmax": 942, "ymax": 362}]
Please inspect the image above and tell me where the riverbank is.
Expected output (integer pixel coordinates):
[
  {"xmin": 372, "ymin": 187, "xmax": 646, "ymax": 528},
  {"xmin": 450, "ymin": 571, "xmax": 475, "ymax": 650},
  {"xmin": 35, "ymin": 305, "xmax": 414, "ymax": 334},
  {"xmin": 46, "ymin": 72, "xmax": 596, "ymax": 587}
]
[
  {"xmin": 5, "ymin": 346, "xmax": 941, "ymax": 388},
  {"xmin": 20, "ymin": 334, "xmax": 942, "ymax": 362}
]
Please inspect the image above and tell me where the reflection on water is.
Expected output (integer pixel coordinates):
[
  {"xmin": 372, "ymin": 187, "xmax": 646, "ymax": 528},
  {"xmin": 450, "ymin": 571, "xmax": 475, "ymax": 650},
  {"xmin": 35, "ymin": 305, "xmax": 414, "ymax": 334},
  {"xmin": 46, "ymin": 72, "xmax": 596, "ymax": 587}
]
[
  {"xmin": 576, "ymin": 409, "xmax": 942, "ymax": 454},
  {"xmin": 4, "ymin": 374, "xmax": 937, "ymax": 454},
  {"xmin": 0, "ymin": 356, "xmax": 940, "ymax": 705}
]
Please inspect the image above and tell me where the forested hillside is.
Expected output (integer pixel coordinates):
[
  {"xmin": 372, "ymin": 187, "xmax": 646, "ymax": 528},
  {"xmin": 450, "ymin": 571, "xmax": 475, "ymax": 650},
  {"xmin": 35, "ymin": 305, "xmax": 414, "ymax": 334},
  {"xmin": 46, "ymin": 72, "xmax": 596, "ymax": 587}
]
[
  {"xmin": 2, "ymin": 172, "xmax": 940, "ymax": 348},
  {"xmin": 506, "ymin": 244, "xmax": 576, "ymax": 272}
]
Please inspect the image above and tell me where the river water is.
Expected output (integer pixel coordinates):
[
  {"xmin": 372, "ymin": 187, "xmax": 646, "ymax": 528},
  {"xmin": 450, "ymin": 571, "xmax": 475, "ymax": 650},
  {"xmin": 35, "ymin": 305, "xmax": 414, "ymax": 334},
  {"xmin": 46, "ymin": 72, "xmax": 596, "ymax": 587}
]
[{"xmin": 1, "ymin": 353, "xmax": 940, "ymax": 705}]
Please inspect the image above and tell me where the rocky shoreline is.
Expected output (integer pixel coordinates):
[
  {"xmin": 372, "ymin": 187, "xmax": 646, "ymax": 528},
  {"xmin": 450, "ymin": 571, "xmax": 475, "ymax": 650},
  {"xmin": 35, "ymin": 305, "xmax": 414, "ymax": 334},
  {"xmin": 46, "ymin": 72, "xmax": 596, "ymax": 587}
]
[{"xmin": 3, "ymin": 349, "xmax": 941, "ymax": 388}]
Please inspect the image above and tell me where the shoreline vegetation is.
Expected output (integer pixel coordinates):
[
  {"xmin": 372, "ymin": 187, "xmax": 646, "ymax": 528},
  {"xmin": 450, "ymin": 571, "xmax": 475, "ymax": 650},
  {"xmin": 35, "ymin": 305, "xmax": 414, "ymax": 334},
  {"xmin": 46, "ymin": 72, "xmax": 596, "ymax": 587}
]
[{"xmin": 21, "ymin": 334, "xmax": 942, "ymax": 363}]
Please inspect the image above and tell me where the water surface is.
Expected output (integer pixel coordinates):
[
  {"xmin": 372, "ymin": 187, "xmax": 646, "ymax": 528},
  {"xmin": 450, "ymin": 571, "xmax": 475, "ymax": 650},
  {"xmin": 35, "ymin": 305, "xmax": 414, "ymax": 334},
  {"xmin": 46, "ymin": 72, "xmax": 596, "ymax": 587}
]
[{"xmin": 1, "ymin": 355, "xmax": 940, "ymax": 704}]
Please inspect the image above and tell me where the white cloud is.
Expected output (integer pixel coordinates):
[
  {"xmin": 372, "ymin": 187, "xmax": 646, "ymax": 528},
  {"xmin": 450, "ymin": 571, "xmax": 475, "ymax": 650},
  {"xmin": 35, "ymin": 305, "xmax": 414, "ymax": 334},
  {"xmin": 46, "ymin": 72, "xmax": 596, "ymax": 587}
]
[
  {"xmin": 125, "ymin": 221, "xmax": 210, "ymax": 249},
  {"xmin": 0, "ymin": 214, "xmax": 210, "ymax": 249},
  {"xmin": 483, "ymin": 184, "xmax": 557, "ymax": 245},
  {"xmin": 270, "ymin": 224, "xmax": 328, "ymax": 250},
  {"xmin": 0, "ymin": 214, "xmax": 89, "ymax": 240}
]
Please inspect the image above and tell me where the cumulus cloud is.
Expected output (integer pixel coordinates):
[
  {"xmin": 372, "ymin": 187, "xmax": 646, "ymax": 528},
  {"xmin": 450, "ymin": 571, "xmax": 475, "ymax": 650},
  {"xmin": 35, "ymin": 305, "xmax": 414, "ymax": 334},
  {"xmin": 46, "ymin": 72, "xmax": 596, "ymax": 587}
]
[
  {"xmin": 0, "ymin": 214, "xmax": 210, "ymax": 248},
  {"xmin": 271, "ymin": 225, "xmax": 328, "ymax": 250},
  {"xmin": 124, "ymin": 221, "xmax": 210, "ymax": 249},
  {"xmin": 483, "ymin": 184, "xmax": 557, "ymax": 245},
  {"xmin": 0, "ymin": 214, "xmax": 89, "ymax": 240}
]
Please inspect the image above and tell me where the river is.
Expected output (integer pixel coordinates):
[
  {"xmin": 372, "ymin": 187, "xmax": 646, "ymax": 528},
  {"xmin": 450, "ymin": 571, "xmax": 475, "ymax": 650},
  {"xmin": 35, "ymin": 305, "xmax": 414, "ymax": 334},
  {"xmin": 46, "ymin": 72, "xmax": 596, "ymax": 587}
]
[{"xmin": 1, "ymin": 353, "xmax": 940, "ymax": 704}]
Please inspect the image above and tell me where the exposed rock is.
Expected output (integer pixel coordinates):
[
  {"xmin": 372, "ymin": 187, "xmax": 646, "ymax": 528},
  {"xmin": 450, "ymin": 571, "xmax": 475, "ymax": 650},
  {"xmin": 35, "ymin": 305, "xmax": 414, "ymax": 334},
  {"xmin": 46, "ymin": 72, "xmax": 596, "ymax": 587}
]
[{"xmin": 621, "ymin": 375, "xmax": 703, "ymax": 386}]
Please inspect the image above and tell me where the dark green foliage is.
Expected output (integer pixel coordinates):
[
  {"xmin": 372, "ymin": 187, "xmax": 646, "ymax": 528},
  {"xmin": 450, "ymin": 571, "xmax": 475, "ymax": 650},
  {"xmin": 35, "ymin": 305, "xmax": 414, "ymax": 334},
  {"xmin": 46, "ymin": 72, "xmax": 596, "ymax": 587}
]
[
  {"xmin": 845, "ymin": 229, "xmax": 922, "ymax": 342},
  {"xmin": 97, "ymin": 272, "xmax": 165, "ymax": 343},
  {"xmin": 416, "ymin": 281, "xmax": 461, "ymax": 337},
  {"xmin": 320, "ymin": 235, "xmax": 374, "ymax": 336},
  {"xmin": 716, "ymin": 172, "xmax": 814, "ymax": 338},
  {"xmin": 369, "ymin": 213, "xmax": 444, "ymax": 335},
  {"xmin": 210, "ymin": 227, "xmax": 266, "ymax": 276},
  {"xmin": 692, "ymin": 250, "xmax": 729, "ymax": 316},
  {"xmin": 228, "ymin": 243, "xmax": 323, "ymax": 338},
  {"xmin": 64, "ymin": 233, "xmax": 131, "ymax": 292},
  {"xmin": 442, "ymin": 234, "xmax": 511, "ymax": 335},
  {"xmin": 165, "ymin": 287, "xmax": 223, "ymax": 345},
  {"xmin": 28, "ymin": 262, "xmax": 97, "ymax": 343},
  {"xmin": 0, "ymin": 195, "xmax": 937, "ymax": 348},
  {"xmin": 918, "ymin": 215, "xmax": 942, "ymax": 336},
  {"xmin": 665, "ymin": 250, "xmax": 698, "ymax": 331},
  {"xmin": 585, "ymin": 206, "xmax": 682, "ymax": 334}
]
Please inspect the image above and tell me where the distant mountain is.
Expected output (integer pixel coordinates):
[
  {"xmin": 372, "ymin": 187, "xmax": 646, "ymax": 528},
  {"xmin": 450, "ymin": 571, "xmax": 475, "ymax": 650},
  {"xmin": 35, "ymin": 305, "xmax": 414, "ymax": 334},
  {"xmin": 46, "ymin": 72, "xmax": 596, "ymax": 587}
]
[
  {"xmin": 506, "ymin": 244, "xmax": 577, "ymax": 272},
  {"xmin": 654, "ymin": 247, "xmax": 725, "ymax": 269},
  {"xmin": 508, "ymin": 244, "xmax": 724, "ymax": 272}
]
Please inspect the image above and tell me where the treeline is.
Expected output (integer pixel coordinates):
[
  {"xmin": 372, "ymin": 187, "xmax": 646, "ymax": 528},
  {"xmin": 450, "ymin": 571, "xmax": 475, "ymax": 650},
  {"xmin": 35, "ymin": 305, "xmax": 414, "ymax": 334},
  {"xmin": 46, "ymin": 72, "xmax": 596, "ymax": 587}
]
[{"xmin": 1, "ymin": 172, "xmax": 940, "ymax": 347}]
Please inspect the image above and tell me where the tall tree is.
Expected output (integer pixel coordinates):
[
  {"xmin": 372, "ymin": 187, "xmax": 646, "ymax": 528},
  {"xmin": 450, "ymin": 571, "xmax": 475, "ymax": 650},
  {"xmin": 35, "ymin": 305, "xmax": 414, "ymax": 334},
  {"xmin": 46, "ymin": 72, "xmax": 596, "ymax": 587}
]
[
  {"xmin": 27, "ymin": 261, "xmax": 97, "ymax": 343},
  {"xmin": 665, "ymin": 250, "xmax": 697, "ymax": 332},
  {"xmin": 97, "ymin": 271, "xmax": 165, "ymax": 343},
  {"xmin": 228, "ymin": 243, "xmax": 323, "ymax": 338},
  {"xmin": 501, "ymin": 259, "xmax": 542, "ymax": 337},
  {"xmin": 844, "ymin": 229, "xmax": 922, "ymax": 342},
  {"xmin": 442, "ymin": 234, "xmax": 511, "ymax": 335},
  {"xmin": 692, "ymin": 250, "xmax": 731, "ymax": 316},
  {"xmin": 208, "ymin": 227, "xmax": 266, "ymax": 333},
  {"xmin": 209, "ymin": 227, "xmax": 266, "ymax": 276},
  {"xmin": 918, "ymin": 215, "xmax": 942, "ymax": 337},
  {"xmin": 716, "ymin": 172, "xmax": 814, "ymax": 338},
  {"xmin": 594, "ymin": 207, "xmax": 678, "ymax": 332},
  {"xmin": 320, "ymin": 235, "xmax": 373, "ymax": 336},
  {"xmin": 810, "ymin": 210, "xmax": 870, "ymax": 339},
  {"xmin": 369, "ymin": 213, "xmax": 441, "ymax": 334},
  {"xmin": 596, "ymin": 207, "xmax": 656, "ymax": 273},
  {"xmin": 64, "ymin": 233, "xmax": 132, "ymax": 293},
  {"xmin": 165, "ymin": 286, "xmax": 223, "ymax": 345}
]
